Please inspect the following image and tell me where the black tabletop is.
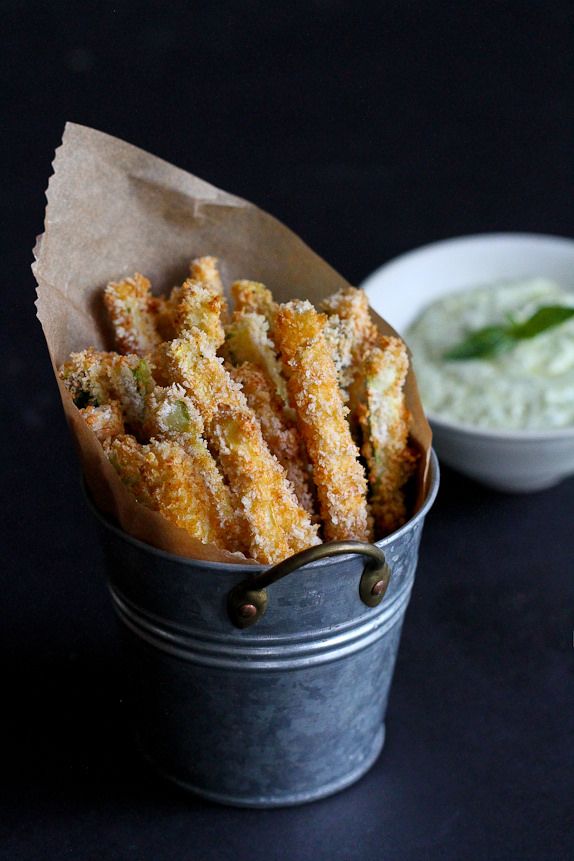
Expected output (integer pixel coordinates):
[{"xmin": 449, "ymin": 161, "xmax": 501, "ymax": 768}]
[{"xmin": 3, "ymin": 3, "xmax": 573, "ymax": 859}]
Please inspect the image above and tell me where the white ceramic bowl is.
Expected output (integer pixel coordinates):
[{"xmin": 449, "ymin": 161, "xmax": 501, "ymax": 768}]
[{"xmin": 361, "ymin": 233, "xmax": 574, "ymax": 492}]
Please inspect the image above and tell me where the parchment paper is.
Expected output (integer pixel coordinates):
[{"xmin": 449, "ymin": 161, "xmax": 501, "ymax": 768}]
[{"xmin": 34, "ymin": 122, "xmax": 432, "ymax": 565}]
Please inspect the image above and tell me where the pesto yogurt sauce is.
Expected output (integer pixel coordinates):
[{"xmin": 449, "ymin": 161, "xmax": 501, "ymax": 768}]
[{"xmin": 405, "ymin": 278, "xmax": 574, "ymax": 430}]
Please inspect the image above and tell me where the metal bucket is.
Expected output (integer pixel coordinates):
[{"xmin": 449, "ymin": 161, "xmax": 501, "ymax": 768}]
[{"xmin": 89, "ymin": 450, "xmax": 439, "ymax": 808}]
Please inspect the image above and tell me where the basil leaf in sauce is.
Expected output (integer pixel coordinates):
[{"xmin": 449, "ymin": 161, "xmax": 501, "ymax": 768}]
[
  {"xmin": 444, "ymin": 304, "xmax": 574, "ymax": 361},
  {"xmin": 507, "ymin": 305, "xmax": 574, "ymax": 339}
]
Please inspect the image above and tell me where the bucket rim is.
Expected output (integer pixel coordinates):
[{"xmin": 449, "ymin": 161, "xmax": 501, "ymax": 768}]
[{"xmin": 84, "ymin": 449, "xmax": 440, "ymax": 574}]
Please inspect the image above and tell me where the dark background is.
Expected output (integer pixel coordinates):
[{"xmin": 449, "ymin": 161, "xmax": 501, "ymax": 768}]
[{"xmin": 3, "ymin": 2, "xmax": 573, "ymax": 859}]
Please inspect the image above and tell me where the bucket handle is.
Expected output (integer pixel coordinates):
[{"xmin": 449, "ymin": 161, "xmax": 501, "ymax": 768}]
[{"xmin": 227, "ymin": 540, "xmax": 391, "ymax": 629}]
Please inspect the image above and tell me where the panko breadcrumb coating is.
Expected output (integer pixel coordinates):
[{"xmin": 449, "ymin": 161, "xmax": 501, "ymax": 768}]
[
  {"xmin": 351, "ymin": 336, "xmax": 418, "ymax": 536},
  {"xmin": 143, "ymin": 384, "xmax": 244, "ymax": 551},
  {"xmin": 321, "ymin": 287, "xmax": 380, "ymax": 436},
  {"xmin": 155, "ymin": 257, "xmax": 227, "ymax": 341},
  {"xmin": 190, "ymin": 256, "xmax": 225, "ymax": 299},
  {"xmin": 151, "ymin": 333, "xmax": 245, "ymax": 421},
  {"xmin": 274, "ymin": 300, "xmax": 371, "ymax": 542},
  {"xmin": 230, "ymin": 280, "xmax": 277, "ymax": 331},
  {"xmin": 320, "ymin": 287, "xmax": 378, "ymax": 359},
  {"xmin": 223, "ymin": 311, "xmax": 289, "ymax": 406},
  {"xmin": 104, "ymin": 273, "xmax": 162, "ymax": 355},
  {"xmin": 230, "ymin": 363, "xmax": 314, "ymax": 514},
  {"xmin": 154, "ymin": 333, "xmax": 318, "ymax": 562},
  {"xmin": 210, "ymin": 404, "xmax": 319, "ymax": 564},
  {"xmin": 80, "ymin": 401, "xmax": 124, "ymax": 443},
  {"xmin": 323, "ymin": 314, "xmax": 355, "ymax": 400},
  {"xmin": 60, "ymin": 254, "xmax": 419, "ymax": 563},
  {"xmin": 106, "ymin": 435, "xmax": 231, "ymax": 549},
  {"xmin": 59, "ymin": 348, "xmax": 154, "ymax": 427},
  {"xmin": 174, "ymin": 279, "xmax": 225, "ymax": 347}
]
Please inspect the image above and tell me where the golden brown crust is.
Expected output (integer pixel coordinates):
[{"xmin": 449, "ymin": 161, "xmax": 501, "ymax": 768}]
[
  {"xmin": 320, "ymin": 287, "xmax": 378, "ymax": 359},
  {"xmin": 174, "ymin": 278, "xmax": 225, "ymax": 347},
  {"xmin": 106, "ymin": 435, "xmax": 232, "ymax": 550},
  {"xmin": 59, "ymin": 349, "xmax": 154, "ymax": 429},
  {"xmin": 321, "ymin": 286, "xmax": 379, "ymax": 437},
  {"xmin": 222, "ymin": 311, "xmax": 290, "ymax": 407},
  {"xmin": 274, "ymin": 300, "xmax": 371, "ymax": 542},
  {"xmin": 230, "ymin": 363, "xmax": 315, "ymax": 514},
  {"xmin": 80, "ymin": 401, "xmax": 125, "ymax": 443},
  {"xmin": 189, "ymin": 256, "xmax": 224, "ymax": 296},
  {"xmin": 142, "ymin": 383, "xmax": 245, "ymax": 552},
  {"xmin": 210, "ymin": 404, "xmax": 319, "ymax": 563},
  {"xmin": 103, "ymin": 273, "xmax": 162, "ymax": 355},
  {"xmin": 230, "ymin": 280, "xmax": 277, "ymax": 331},
  {"xmin": 154, "ymin": 333, "xmax": 318, "ymax": 563},
  {"xmin": 351, "ymin": 336, "xmax": 418, "ymax": 536}
]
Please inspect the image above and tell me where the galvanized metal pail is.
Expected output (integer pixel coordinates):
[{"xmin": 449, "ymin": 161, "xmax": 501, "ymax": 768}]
[{"xmin": 89, "ymin": 450, "xmax": 439, "ymax": 808}]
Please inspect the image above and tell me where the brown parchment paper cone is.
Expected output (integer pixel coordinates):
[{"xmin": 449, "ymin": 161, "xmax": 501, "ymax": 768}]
[{"xmin": 34, "ymin": 122, "xmax": 432, "ymax": 565}]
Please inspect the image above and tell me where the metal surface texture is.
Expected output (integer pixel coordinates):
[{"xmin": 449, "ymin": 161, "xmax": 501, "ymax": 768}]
[
  {"xmin": 89, "ymin": 451, "xmax": 439, "ymax": 807},
  {"xmin": 227, "ymin": 540, "xmax": 391, "ymax": 628}
]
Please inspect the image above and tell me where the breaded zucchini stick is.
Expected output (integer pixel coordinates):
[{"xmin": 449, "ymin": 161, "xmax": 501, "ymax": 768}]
[
  {"xmin": 155, "ymin": 333, "xmax": 319, "ymax": 563},
  {"xmin": 321, "ymin": 287, "xmax": 379, "ymax": 433},
  {"xmin": 230, "ymin": 363, "xmax": 314, "ymax": 514},
  {"xmin": 143, "ymin": 384, "xmax": 243, "ymax": 551},
  {"xmin": 59, "ymin": 349, "xmax": 154, "ymax": 427},
  {"xmin": 59, "ymin": 348, "xmax": 116, "ymax": 408},
  {"xmin": 106, "ymin": 435, "xmax": 231, "ymax": 550},
  {"xmin": 210, "ymin": 405, "xmax": 319, "ymax": 564},
  {"xmin": 156, "ymin": 256, "xmax": 227, "ymax": 341},
  {"xmin": 274, "ymin": 300, "xmax": 371, "ymax": 542},
  {"xmin": 231, "ymin": 280, "xmax": 277, "ymax": 331},
  {"xmin": 104, "ymin": 273, "xmax": 162, "ymax": 355},
  {"xmin": 323, "ymin": 314, "xmax": 355, "ymax": 399},
  {"xmin": 80, "ymin": 401, "xmax": 124, "ymax": 443},
  {"xmin": 190, "ymin": 256, "xmax": 225, "ymax": 299},
  {"xmin": 351, "ymin": 336, "xmax": 418, "ymax": 536},
  {"xmin": 320, "ymin": 287, "xmax": 378, "ymax": 360},
  {"xmin": 222, "ymin": 311, "xmax": 289, "ymax": 406},
  {"xmin": 174, "ymin": 278, "xmax": 225, "ymax": 347},
  {"xmin": 151, "ymin": 333, "xmax": 245, "ymax": 421}
]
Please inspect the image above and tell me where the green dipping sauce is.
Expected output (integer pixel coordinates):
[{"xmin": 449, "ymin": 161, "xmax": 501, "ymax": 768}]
[{"xmin": 406, "ymin": 278, "xmax": 574, "ymax": 431}]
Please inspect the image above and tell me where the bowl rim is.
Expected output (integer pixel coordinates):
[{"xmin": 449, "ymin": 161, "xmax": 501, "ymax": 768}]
[
  {"xmin": 361, "ymin": 230, "xmax": 574, "ymax": 294},
  {"xmin": 362, "ymin": 230, "xmax": 574, "ymax": 442},
  {"xmin": 428, "ymin": 412, "xmax": 574, "ymax": 442}
]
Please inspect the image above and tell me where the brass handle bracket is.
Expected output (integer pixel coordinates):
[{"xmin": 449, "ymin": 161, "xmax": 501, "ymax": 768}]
[{"xmin": 227, "ymin": 540, "xmax": 391, "ymax": 629}]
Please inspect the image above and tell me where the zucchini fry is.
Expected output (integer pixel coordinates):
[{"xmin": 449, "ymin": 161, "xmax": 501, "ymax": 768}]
[
  {"xmin": 231, "ymin": 280, "xmax": 277, "ymax": 331},
  {"xmin": 323, "ymin": 314, "xmax": 355, "ymax": 399},
  {"xmin": 320, "ymin": 286, "xmax": 378, "ymax": 359},
  {"xmin": 156, "ymin": 257, "xmax": 227, "ymax": 341},
  {"xmin": 222, "ymin": 312, "xmax": 289, "ymax": 406},
  {"xmin": 80, "ymin": 401, "xmax": 124, "ymax": 443},
  {"xmin": 190, "ymin": 255, "xmax": 229, "ymax": 323},
  {"xmin": 59, "ymin": 349, "xmax": 154, "ymax": 427},
  {"xmin": 143, "ymin": 384, "xmax": 243, "ymax": 551},
  {"xmin": 151, "ymin": 333, "xmax": 245, "ymax": 422},
  {"xmin": 230, "ymin": 363, "xmax": 314, "ymax": 514},
  {"xmin": 321, "ymin": 287, "xmax": 379, "ymax": 435},
  {"xmin": 274, "ymin": 300, "xmax": 371, "ymax": 542},
  {"xmin": 104, "ymin": 273, "xmax": 162, "ymax": 355},
  {"xmin": 210, "ymin": 404, "xmax": 319, "ymax": 564},
  {"xmin": 174, "ymin": 278, "xmax": 225, "ymax": 347},
  {"xmin": 189, "ymin": 256, "xmax": 225, "ymax": 299},
  {"xmin": 351, "ymin": 336, "xmax": 418, "ymax": 536},
  {"xmin": 106, "ymin": 435, "xmax": 231, "ymax": 550},
  {"xmin": 156, "ymin": 333, "xmax": 318, "ymax": 563}
]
